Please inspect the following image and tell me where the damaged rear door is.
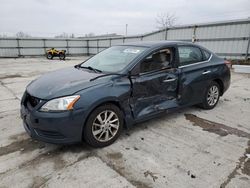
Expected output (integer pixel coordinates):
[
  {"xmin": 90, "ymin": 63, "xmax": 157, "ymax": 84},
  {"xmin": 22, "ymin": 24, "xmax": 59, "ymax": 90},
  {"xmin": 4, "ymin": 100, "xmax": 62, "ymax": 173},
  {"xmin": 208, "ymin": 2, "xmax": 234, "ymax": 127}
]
[{"xmin": 129, "ymin": 46, "xmax": 179, "ymax": 120}]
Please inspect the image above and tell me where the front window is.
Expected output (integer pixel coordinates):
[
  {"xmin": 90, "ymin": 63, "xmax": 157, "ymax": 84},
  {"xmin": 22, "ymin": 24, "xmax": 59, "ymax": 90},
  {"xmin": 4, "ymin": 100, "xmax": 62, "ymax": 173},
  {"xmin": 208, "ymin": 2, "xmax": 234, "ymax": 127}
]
[
  {"xmin": 82, "ymin": 46, "xmax": 147, "ymax": 72},
  {"xmin": 140, "ymin": 48, "xmax": 174, "ymax": 73}
]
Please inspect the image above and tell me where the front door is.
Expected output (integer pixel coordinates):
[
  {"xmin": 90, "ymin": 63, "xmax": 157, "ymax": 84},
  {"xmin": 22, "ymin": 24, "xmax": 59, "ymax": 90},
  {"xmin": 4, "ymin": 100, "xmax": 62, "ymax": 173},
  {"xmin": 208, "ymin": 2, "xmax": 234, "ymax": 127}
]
[{"xmin": 130, "ymin": 47, "xmax": 179, "ymax": 120}]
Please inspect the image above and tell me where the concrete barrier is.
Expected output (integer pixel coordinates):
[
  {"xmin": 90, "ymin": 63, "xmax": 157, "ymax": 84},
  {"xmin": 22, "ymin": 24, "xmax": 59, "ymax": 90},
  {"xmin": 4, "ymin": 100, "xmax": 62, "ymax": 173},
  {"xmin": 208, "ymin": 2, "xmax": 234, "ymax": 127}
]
[{"xmin": 232, "ymin": 65, "xmax": 250, "ymax": 73}]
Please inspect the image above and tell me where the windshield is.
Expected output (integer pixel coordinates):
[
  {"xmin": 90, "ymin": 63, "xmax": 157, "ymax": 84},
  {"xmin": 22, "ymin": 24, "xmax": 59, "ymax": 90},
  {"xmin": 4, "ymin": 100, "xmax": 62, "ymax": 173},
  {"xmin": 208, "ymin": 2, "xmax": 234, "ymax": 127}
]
[{"xmin": 81, "ymin": 46, "xmax": 147, "ymax": 72}]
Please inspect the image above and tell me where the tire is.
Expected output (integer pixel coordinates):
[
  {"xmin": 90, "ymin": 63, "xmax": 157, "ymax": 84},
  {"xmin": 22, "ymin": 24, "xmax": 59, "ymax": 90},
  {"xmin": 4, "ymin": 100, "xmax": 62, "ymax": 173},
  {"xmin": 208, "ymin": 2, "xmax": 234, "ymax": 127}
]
[
  {"xmin": 59, "ymin": 53, "xmax": 65, "ymax": 60},
  {"xmin": 83, "ymin": 104, "xmax": 123, "ymax": 147},
  {"xmin": 46, "ymin": 53, "xmax": 53, "ymax": 59},
  {"xmin": 200, "ymin": 81, "xmax": 220, "ymax": 110}
]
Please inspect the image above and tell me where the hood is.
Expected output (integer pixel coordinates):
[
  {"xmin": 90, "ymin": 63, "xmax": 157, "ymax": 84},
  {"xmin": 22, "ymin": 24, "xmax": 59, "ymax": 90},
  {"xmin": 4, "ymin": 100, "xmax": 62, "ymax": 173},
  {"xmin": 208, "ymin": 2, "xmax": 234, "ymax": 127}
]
[{"xmin": 27, "ymin": 67, "xmax": 105, "ymax": 99}]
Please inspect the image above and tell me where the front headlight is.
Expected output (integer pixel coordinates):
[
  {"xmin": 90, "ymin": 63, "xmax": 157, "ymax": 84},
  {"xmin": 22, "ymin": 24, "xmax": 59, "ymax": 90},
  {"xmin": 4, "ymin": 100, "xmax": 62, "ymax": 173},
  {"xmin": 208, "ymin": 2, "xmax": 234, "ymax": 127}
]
[{"xmin": 40, "ymin": 95, "xmax": 80, "ymax": 112}]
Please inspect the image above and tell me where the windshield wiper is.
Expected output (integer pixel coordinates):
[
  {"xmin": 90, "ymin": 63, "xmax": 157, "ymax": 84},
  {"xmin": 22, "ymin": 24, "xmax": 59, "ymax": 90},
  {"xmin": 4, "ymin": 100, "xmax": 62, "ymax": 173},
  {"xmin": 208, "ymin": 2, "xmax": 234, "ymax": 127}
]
[
  {"xmin": 90, "ymin": 73, "xmax": 127, "ymax": 81},
  {"xmin": 75, "ymin": 64, "xmax": 102, "ymax": 73},
  {"xmin": 85, "ymin": 66, "xmax": 102, "ymax": 73},
  {"xmin": 75, "ymin": 64, "xmax": 129, "ymax": 81}
]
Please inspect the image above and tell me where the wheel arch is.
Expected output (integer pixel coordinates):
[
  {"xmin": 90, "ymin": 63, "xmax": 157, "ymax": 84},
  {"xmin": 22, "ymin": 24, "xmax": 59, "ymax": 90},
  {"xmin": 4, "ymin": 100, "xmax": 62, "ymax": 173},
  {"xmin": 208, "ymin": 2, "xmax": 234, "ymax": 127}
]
[
  {"xmin": 213, "ymin": 78, "xmax": 224, "ymax": 96},
  {"xmin": 81, "ymin": 98, "xmax": 129, "ymax": 141}
]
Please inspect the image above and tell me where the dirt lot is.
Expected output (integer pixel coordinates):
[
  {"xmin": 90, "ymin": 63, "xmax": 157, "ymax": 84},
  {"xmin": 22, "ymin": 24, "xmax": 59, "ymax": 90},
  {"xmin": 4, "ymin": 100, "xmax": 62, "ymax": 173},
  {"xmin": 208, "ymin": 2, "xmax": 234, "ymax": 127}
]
[{"xmin": 0, "ymin": 57, "xmax": 250, "ymax": 188}]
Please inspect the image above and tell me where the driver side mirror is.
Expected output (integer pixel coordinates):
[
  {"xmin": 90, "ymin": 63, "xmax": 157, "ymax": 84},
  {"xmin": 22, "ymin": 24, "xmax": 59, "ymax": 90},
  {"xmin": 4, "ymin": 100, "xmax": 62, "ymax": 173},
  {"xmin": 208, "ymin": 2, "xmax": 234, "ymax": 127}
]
[{"xmin": 128, "ymin": 68, "xmax": 140, "ymax": 78}]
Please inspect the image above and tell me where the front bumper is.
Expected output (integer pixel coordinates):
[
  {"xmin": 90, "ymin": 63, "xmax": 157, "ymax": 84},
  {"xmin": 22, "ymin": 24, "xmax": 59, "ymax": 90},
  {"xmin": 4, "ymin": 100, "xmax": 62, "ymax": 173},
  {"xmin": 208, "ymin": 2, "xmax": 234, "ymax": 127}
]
[{"xmin": 20, "ymin": 104, "xmax": 86, "ymax": 144}]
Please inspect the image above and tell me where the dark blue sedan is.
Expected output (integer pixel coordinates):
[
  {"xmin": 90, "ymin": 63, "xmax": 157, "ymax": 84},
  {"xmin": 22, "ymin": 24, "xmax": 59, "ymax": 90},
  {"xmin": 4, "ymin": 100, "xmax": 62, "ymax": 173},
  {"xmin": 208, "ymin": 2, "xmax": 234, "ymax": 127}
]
[{"xmin": 20, "ymin": 41, "xmax": 231, "ymax": 147}]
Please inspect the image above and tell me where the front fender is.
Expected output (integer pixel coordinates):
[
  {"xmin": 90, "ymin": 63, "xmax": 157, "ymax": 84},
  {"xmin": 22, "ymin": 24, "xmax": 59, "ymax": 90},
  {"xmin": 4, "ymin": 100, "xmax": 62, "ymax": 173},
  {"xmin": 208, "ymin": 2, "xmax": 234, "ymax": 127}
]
[{"xmin": 75, "ymin": 77, "xmax": 133, "ymax": 133}]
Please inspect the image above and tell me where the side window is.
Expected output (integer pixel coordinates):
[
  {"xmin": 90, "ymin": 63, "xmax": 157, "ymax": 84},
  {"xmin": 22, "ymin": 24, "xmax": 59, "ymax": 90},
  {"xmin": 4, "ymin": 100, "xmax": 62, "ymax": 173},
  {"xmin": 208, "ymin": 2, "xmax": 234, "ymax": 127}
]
[
  {"xmin": 140, "ymin": 48, "xmax": 173, "ymax": 73},
  {"xmin": 178, "ymin": 46, "xmax": 203, "ymax": 66},
  {"xmin": 202, "ymin": 49, "xmax": 211, "ymax": 60}
]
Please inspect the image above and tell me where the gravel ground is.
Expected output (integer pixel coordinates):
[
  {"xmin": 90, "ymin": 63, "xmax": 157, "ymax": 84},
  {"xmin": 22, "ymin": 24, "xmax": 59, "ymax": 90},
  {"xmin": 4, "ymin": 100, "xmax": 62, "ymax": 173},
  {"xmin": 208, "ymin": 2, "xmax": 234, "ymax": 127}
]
[{"xmin": 0, "ymin": 57, "xmax": 250, "ymax": 188}]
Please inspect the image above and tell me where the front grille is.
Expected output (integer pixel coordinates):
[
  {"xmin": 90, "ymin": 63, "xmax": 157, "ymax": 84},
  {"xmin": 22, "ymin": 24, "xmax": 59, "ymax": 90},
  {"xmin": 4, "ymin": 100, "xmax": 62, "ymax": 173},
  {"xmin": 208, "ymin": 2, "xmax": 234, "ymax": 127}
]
[{"xmin": 25, "ymin": 92, "xmax": 41, "ymax": 108}]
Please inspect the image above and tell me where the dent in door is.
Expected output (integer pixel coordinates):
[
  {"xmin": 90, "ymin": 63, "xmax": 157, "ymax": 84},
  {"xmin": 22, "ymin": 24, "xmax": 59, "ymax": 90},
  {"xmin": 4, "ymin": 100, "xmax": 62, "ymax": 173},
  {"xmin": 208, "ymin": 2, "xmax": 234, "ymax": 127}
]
[
  {"xmin": 131, "ymin": 70, "xmax": 178, "ymax": 119},
  {"xmin": 131, "ymin": 75, "xmax": 160, "ymax": 118}
]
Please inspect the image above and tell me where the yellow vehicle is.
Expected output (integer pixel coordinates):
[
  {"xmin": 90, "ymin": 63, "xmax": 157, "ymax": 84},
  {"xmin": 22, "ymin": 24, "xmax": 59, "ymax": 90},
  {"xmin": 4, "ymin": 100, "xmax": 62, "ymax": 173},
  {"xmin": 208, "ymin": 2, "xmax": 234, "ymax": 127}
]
[{"xmin": 46, "ymin": 48, "xmax": 66, "ymax": 60}]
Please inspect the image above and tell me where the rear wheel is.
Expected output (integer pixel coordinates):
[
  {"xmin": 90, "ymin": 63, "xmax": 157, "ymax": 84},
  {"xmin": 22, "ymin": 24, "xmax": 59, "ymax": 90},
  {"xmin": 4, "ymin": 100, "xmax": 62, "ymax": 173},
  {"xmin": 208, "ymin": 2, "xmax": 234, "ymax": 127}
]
[
  {"xmin": 59, "ymin": 53, "xmax": 65, "ymax": 60},
  {"xmin": 83, "ymin": 104, "xmax": 123, "ymax": 147},
  {"xmin": 200, "ymin": 81, "xmax": 220, "ymax": 109}
]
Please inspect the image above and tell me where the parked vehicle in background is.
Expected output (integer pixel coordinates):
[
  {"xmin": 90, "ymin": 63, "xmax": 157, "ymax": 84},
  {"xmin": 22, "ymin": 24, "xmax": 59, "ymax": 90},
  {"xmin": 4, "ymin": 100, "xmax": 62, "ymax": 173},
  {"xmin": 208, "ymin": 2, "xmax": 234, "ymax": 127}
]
[
  {"xmin": 46, "ymin": 48, "xmax": 66, "ymax": 60},
  {"xmin": 21, "ymin": 41, "xmax": 231, "ymax": 147}
]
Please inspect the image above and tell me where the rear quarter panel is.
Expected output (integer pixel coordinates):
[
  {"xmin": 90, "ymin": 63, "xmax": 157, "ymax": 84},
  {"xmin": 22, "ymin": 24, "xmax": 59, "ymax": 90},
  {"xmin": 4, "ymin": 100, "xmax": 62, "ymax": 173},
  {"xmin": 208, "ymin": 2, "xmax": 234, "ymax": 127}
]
[{"xmin": 209, "ymin": 56, "xmax": 231, "ymax": 94}]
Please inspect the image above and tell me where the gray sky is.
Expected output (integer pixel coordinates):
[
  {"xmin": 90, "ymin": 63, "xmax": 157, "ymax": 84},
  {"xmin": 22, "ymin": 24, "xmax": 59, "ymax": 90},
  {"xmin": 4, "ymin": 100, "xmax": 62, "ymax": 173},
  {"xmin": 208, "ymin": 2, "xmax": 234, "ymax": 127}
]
[{"xmin": 1, "ymin": 0, "xmax": 250, "ymax": 37}]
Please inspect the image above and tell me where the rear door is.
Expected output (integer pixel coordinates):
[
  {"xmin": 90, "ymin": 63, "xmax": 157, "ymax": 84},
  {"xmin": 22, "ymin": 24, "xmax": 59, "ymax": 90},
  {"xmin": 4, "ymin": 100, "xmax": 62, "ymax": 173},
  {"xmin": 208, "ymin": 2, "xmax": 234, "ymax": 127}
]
[
  {"xmin": 130, "ymin": 47, "xmax": 179, "ymax": 120},
  {"xmin": 177, "ymin": 45, "xmax": 212, "ymax": 105}
]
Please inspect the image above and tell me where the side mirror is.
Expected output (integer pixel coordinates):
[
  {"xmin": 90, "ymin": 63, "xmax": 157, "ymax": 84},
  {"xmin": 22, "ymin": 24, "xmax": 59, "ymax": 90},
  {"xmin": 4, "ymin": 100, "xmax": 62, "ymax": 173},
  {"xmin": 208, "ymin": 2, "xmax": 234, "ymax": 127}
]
[{"xmin": 128, "ymin": 70, "xmax": 139, "ymax": 78}]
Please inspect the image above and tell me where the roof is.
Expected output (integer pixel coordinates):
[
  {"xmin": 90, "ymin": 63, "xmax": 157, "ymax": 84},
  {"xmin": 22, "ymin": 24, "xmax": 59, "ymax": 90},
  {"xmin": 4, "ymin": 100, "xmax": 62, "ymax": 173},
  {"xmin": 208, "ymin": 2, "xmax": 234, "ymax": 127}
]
[
  {"xmin": 119, "ymin": 40, "xmax": 194, "ymax": 48},
  {"xmin": 78, "ymin": 33, "xmax": 123, "ymax": 39}
]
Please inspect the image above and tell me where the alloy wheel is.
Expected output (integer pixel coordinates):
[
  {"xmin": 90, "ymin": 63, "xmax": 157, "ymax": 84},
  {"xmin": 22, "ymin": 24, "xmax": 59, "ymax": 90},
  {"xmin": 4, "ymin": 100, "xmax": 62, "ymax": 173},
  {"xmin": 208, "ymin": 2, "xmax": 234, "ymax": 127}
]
[
  {"xmin": 207, "ymin": 85, "xmax": 219, "ymax": 106},
  {"xmin": 92, "ymin": 110, "xmax": 120, "ymax": 142}
]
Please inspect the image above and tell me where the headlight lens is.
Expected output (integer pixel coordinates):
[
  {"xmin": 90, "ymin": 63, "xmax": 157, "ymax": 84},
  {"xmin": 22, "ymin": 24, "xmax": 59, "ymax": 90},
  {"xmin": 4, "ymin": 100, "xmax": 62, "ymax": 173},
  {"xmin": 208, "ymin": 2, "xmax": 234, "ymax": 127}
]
[{"xmin": 40, "ymin": 95, "xmax": 80, "ymax": 112}]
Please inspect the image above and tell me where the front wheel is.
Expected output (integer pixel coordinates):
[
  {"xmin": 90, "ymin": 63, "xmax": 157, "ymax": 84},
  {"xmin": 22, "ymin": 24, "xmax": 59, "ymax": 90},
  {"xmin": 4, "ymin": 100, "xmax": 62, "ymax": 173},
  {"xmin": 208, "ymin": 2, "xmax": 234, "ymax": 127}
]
[
  {"xmin": 200, "ymin": 81, "xmax": 220, "ymax": 109},
  {"xmin": 46, "ymin": 53, "xmax": 53, "ymax": 59},
  {"xmin": 83, "ymin": 104, "xmax": 123, "ymax": 147}
]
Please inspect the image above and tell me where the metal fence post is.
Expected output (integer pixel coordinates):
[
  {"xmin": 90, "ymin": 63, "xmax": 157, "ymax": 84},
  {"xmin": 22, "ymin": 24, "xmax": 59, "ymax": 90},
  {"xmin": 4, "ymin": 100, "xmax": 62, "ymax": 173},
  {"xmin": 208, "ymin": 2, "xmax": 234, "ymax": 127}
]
[
  {"xmin": 66, "ymin": 39, "xmax": 69, "ymax": 55},
  {"xmin": 109, "ymin": 38, "xmax": 112, "ymax": 47},
  {"xmin": 192, "ymin": 25, "xmax": 197, "ymax": 43},
  {"xmin": 86, "ymin": 40, "xmax": 89, "ymax": 56},
  {"xmin": 16, "ymin": 38, "xmax": 21, "ymax": 57},
  {"xmin": 43, "ymin": 39, "xmax": 46, "ymax": 55},
  {"xmin": 245, "ymin": 29, "xmax": 250, "ymax": 61},
  {"xmin": 165, "ymin": 28, "xmax": 168, "ymax": 40},
  {"xmin": 97, "ymin": 39, "xmax": 99, "ymax": 53}
]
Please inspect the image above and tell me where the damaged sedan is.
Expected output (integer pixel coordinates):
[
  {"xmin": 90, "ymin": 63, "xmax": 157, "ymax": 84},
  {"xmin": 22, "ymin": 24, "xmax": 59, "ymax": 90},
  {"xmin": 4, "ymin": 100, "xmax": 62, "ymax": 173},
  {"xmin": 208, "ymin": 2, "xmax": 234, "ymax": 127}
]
[{"xmin": 20, "ymin": 41, "xmax": 231, "ymax": 147}]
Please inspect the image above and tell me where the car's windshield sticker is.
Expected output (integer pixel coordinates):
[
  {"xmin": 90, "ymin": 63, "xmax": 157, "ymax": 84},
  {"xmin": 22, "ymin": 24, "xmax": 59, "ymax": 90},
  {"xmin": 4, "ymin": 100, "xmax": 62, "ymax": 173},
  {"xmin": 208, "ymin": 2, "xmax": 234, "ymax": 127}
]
[{"xmin": 123, "ymin": 49, "xmax": 141, "ymax": 54}]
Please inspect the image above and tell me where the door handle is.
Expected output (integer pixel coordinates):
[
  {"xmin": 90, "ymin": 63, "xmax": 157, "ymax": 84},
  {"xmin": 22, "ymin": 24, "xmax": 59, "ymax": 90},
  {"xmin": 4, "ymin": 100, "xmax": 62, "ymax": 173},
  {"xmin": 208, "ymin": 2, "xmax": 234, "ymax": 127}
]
[
  {"xmin": 162, "ymin": 78, "xmax": 176, "ymax": 82},
  {"xmin": 202, "ymin": 70, "xmax": 211, "ymax": 75}
]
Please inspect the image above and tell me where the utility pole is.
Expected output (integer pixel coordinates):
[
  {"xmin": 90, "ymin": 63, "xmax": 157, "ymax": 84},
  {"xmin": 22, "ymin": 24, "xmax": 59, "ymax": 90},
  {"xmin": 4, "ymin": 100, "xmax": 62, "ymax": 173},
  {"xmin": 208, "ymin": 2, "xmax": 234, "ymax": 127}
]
[{"xmin": 125, "ymin": 24, "xmax": 128, "ymax": 36}]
